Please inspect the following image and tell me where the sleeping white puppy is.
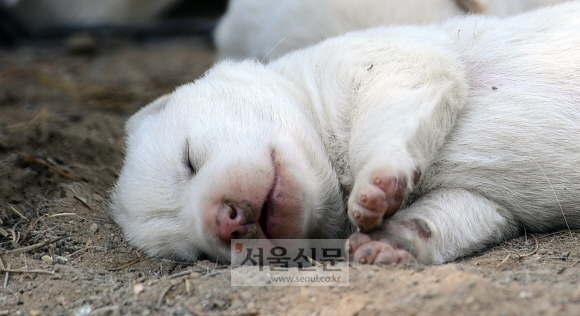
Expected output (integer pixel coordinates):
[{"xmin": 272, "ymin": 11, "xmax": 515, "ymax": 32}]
[
  {"xmin": 111, "ymin": 3, "xmax": 580, "ymax": 265},
  {"xmin": 214, "ymin": 0, "xmax": 572, "ymax": 61}
]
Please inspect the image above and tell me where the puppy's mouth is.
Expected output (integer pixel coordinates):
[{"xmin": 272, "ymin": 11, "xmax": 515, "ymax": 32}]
[
  {"xmin": 256, "ymin": 147, "xmax": 305, "ymax": 240},
  {"xmin": 258, "ymin": 152, "xmax": 280, "ymax": 239},
  {"xmin": 217, "ymin": 147, "xmax": 303, "ymax": 242},
  {"xmin": 259, "ymin": 192, "xmax": 273, "ymax": 239}
]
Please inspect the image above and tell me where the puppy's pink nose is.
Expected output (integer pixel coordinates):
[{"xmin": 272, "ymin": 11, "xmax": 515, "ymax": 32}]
[{"xmin": 218, "ymin": 204, "xmax": 250, "ymax": 241}]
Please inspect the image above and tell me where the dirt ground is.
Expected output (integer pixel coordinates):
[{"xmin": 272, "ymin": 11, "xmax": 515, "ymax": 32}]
[{"xmin": 1, "ymin": 35, "xmax": 580, "ymax": 316}]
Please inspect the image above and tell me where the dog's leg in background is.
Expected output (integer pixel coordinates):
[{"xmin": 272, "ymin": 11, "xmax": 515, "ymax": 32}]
[{"xmin": 348, "ymin": 188, "xmax": 519, "ymax": 264}]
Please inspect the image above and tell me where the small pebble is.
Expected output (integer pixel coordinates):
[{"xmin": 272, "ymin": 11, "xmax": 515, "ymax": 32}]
[
  {"xmin": 90, "ymin": 222, "xmax": 99, "ymax": 234},
  {"xmin": 74, "ymin": 305, "xmax": 92, "ymax": 316},
  {"xmin": 41, "ymin": 255, "xmax": 53, "ymax": 264},
  {"xmin": 133, "ymin": 283, "xmax": 145, "ymax": 295},
  {"xmin": 54, "ymin": 256, "xmax": 69, "ymax": 264}
]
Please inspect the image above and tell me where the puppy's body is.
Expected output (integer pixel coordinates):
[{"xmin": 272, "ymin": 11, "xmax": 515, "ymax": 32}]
[
  {"xmin": 112, "ymin": 3, "xmax": 580, "ymax": 264},
  {"xmin": 214, "ymin": 0, "xmax": 572, "ymax": 61}
]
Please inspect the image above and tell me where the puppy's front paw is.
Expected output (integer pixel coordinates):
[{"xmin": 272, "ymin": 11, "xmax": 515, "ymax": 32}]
[
  {"xmin": 346, "ymin": 218, "xmax": 434, "ymax": 265},
  {"xmin": 346, "ymin": 231, "xmax": 416, "ymax": 265},
  {"xmin": 348, "ymin": 170, "xmax": 411, "ymax": 232}
]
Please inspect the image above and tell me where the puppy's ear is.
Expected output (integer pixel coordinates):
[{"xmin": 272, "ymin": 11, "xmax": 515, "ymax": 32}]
[{"xmin": 125, "ymin": 94, "xmax": 170, "ymax": 136}]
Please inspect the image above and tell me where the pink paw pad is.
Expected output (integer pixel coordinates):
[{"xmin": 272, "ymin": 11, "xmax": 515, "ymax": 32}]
[
  {"xmin": 346, "ymin": 218, "xmax": 430, "ymax": 265},
  {"xmin": 349, "ymin": 174, "xmax": 407, "ymax": 232},
  {"xmin": 348, "ymin": 235, "xmax": 415, "ymax": 265}
]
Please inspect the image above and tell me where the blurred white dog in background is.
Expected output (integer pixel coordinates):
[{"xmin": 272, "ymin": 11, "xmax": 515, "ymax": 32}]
[{"xmin": 215, "ymin": 0, "xmax": 572, "ymax": 61}]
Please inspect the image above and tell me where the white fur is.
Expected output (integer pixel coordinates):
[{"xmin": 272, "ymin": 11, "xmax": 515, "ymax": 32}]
[
  {"xmin": 214, "ymin": 0, "xmax": 572, "ymax": 61},
  {"xmin": 112, "ymin": 3, "xmax": 580, "ymax": 264}
]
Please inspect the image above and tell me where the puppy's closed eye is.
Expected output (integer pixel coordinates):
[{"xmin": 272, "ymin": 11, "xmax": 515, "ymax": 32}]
[{"xmin": 183, "ymin": 141, "xmax": 196, "ymax": 176}]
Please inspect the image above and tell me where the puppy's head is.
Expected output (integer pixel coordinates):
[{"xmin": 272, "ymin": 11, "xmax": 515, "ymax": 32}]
[{"xmin": 111, "ymin": 60, "xmax": 348, "ymax": 262}]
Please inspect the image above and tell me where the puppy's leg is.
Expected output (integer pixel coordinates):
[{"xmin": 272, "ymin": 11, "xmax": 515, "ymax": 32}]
[
  {"xmin": 348, "ymin": 79, "xmax": 466, "ymax": 231},
  {"xmin": 347, "ymin": 189, "xmax": 518, "ymax": 265}
]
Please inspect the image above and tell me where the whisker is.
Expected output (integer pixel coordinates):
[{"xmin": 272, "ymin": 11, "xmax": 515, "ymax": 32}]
[
  {"xmin": 529, "ymin": 156, "xmax": 571, "ymax": 235},
  {"xmin": 261, "ymin": 33, "xmax": 291, "ymax": 63}
]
